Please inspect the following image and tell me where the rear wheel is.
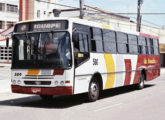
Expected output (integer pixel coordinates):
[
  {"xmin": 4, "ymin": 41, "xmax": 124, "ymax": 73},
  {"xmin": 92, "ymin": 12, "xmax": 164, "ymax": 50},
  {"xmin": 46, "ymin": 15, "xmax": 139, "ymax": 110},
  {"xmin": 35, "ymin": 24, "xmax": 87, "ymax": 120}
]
[
  {"xmin": 88, "ymin": 77, "xmax": 100, "ymax": 102},
  {"xmin": 137, "ymin": 73, "xmax": 145, "ymax": 89},
  {"xmin": 40, "ymin": 95, "xmax": 53, "ymax": 101}
]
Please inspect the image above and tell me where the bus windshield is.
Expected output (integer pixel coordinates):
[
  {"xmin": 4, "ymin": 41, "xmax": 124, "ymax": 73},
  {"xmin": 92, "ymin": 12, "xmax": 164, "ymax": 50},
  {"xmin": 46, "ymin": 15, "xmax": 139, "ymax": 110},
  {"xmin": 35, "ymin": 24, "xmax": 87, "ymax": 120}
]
[{"xmin": 12, "ymin": 31, "xmax": 72, "ymax": 69}]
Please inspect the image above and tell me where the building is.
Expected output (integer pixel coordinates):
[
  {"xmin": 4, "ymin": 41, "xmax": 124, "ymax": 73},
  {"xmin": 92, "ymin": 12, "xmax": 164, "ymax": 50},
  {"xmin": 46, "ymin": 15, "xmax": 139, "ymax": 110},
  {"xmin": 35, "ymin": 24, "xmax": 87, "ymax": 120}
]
[
  {"xmin": 0, "ymin": 0, "xmax": 19, "ymax": 32},
  {"xmin": 19, "ymin": 0, "xmax": 58, "ymax": 21},
  {"xmin": 0, "ymin": 0, "xmax": 58, "ymax": 63}
]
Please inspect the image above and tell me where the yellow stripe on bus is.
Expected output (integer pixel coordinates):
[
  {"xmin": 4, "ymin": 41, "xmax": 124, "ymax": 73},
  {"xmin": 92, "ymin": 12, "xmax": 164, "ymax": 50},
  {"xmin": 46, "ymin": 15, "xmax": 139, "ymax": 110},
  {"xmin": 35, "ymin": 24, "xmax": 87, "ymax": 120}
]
[
  {"xmin": 104, "ymin": 54, "xmax": 115, "ymax": 89},
  {"xmin": 27, "ymin": 69, "xmax": 40, "ymax": 75},
  {"xmin": 102, "ymin": 24, "xmax": 110, "ymax": 29}
]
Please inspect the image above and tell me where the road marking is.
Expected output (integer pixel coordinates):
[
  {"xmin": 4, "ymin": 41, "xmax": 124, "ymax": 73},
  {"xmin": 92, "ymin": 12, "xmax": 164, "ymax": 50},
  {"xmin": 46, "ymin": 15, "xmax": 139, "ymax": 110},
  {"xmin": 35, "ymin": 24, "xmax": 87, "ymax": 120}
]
[{"xmin": 94, "ymin": 103, "xmax": 123, "ymax": 112}]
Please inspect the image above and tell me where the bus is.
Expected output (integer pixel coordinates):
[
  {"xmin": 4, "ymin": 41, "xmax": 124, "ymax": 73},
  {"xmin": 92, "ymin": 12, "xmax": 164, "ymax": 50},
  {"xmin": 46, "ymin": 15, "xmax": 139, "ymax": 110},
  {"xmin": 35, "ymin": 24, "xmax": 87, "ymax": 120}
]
[{"xmin": 11, "ymin": 18, "xmax": 160, "ymax": 102}]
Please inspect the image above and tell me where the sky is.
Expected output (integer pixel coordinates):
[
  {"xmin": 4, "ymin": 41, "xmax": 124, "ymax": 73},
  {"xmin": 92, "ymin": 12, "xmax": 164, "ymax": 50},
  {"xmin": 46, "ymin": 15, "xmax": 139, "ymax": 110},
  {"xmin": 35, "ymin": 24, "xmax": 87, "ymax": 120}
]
[{"xmin": 59, "ymin": 0, "xmax": 165, "ymax": 28}]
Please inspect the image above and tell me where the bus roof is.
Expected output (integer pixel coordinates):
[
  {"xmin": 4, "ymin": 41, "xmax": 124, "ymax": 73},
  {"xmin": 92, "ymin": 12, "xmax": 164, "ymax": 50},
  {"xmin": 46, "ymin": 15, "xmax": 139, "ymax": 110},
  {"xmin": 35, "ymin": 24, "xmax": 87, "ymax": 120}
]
[{"xmin": 15, "ymin": 17, "xmax": 158, "ymax": 39}]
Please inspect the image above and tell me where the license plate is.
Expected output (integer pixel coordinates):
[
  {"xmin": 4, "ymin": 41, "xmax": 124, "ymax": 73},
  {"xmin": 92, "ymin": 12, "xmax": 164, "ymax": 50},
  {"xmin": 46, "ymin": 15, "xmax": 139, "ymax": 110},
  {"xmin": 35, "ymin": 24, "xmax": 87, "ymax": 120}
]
[{"xmin": 31, "ymin": 88, "xmax": 41, "ymax": 93}]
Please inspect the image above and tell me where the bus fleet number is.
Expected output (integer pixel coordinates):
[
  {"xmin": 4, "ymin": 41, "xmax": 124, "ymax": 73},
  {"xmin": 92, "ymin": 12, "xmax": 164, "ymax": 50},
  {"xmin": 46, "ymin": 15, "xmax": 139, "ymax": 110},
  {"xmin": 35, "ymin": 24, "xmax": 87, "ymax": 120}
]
[{"xmin": 93, "ymin": 58, "xmax": 98, "ymax": 66}]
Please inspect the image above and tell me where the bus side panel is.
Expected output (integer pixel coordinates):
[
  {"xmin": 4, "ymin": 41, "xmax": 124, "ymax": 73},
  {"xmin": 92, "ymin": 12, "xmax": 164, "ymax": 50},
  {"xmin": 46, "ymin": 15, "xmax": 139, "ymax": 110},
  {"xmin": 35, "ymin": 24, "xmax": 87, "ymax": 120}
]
[
  {"xmin": 146, "ymin": 55, "xmax": 160, "ymax": 81},
  {"xmin": 74, "ymin": 53, "xmax": 107, "ymax": 94},
  {"xmin": 133, "ymin": 55, "xmax": 148, "ymax": 84},
  {"xmin": 74, "ymin": 53, "xmax": 140, "ymax": 94}
]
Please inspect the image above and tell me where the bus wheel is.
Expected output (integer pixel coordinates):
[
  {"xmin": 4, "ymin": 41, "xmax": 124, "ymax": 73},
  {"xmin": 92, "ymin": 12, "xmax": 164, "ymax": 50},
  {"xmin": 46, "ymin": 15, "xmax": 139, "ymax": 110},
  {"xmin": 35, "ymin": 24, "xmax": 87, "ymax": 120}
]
[
  {"xmin": 40, "ymin": 95, "xmax": 53, "ymax": 101},
  {"xmin": 138, "ymin": 73, "xmax": 145, "ymax": 89},
  {"xmin": 88, "ymin": 77, "xmax": 100, "ymax": 102}
]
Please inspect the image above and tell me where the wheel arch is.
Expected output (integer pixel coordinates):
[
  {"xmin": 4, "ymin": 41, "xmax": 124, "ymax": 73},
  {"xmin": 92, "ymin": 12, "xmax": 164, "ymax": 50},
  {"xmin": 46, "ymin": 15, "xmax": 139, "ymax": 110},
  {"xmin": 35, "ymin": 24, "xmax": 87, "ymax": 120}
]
[{"xmin": 91, "ymin": 72, "xmax": 103, "ymax": 91}]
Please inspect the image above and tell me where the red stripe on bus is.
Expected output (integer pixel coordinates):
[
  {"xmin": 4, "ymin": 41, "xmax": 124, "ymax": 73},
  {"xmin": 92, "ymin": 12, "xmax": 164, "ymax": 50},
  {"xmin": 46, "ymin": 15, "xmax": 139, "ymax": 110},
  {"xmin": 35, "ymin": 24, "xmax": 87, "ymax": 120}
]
[{"xmin": 124, "ymin": 59, "xmax": 132, "ymax": 86}]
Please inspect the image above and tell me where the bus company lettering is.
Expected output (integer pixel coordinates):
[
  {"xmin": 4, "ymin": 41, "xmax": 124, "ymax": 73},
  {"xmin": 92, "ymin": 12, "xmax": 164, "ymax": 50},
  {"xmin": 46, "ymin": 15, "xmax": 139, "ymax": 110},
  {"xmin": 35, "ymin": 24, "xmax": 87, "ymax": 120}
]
[
  {"xmin": 33, "ymin": 23, "xmax": 61, "ymax": 30},
  {"xmin": 148, "ymin": 59, "xmax": 156, "ymax": 64},
  {"xmin": 144, "ymin": 59, "xmax": 147, "ymax": 64},
  {"xmin": 144, "ymin": 58, "xmax": 156, "ymax": 64}
]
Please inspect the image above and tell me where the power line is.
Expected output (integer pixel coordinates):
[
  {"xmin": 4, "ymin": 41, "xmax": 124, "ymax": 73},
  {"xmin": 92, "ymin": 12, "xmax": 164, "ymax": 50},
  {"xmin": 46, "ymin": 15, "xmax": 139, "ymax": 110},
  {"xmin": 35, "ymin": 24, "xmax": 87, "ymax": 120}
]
[
  {"xmin": 116, "ymin": 13, "xmax": 165, "ymax": 15},
  {"xmin": 35, "ymin": 0, "xmax": 78, "ymax": 9}
]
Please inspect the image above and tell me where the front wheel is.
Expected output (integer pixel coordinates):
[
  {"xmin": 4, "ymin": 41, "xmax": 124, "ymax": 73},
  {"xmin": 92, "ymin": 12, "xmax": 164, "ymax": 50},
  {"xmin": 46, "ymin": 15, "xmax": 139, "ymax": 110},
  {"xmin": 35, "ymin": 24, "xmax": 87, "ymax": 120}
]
[{"xmin": 88, "ymin": 77, "xmax": 100, "ymax": 102}]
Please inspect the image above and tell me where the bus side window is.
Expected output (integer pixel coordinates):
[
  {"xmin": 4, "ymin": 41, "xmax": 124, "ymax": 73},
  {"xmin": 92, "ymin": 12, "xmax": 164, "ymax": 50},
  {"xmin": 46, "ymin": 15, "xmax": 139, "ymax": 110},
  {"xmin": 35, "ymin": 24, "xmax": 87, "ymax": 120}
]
[
  {"xmin": 146, "ymin": 38, "xmax": 153, "ymax": 55},
  {"xmin": 72, "ymin": 32, "xmax": 80, "ymax": 53},
  {"xmin": 73, "ymin": 32, "xmax": 89, "ymax": 67},
  {"xmin": 153, "ymin": 38, "xmax": 159, "ymax": 55},
  {"xmin": 116, "ymin": 32, "xmax": 128, "ymax": 54},
  {"xmin": 128, "ymin": 34, "xmax": 138, "ymax": 54},
  {"xmin": 91, "ymin": 27, "xmax": 103, "ymax": 53},
  {"xmin": 103, "ymin": 29, "xmax": 116, "ymax": 53},
  {"xmin": 138, "ymin": 36, "xmax": 146, "ymax": 54}
]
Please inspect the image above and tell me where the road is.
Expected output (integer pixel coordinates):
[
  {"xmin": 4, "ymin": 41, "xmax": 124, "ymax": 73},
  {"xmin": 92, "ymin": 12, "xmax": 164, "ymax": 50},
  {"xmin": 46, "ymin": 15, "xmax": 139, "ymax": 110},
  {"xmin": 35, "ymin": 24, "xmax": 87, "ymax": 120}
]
[{"xmin": 0, "ymin": 66, "xmax": 165, "ymax": 120}]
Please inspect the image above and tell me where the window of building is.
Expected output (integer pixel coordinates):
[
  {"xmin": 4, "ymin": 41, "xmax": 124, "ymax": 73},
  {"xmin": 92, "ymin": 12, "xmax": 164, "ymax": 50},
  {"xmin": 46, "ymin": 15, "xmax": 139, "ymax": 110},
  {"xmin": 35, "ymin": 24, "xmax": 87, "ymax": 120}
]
[
  {"xmin": 128, "ymin": 34, "xmax": 138, "ymax": 54},
  {"xmin": 116, "ymin": 32, "xmax": 128, "ymax": 54},
  {"xmin": 103, "ymin": 29, "xmax": 116, "ymax": 53},
  {"xmin": 0, "ymin": 21, "xmax": 2, "ymax": 29},
  {"xmin": 37, "ymin": 10, "xmax": 40, "ymax": 18},
  {"xmin": 0, "ymin": 3, "xmax": 5, "ymax": 11},
  {"xmin": 7, "ymin": 22, "xmax": 14, "ymax": 28},
  {"xmin": 91, "ymin": 28, "xmax": 103, "ymax": 52},
  {"xmin": 7, "ymin": 4, "xmax": 18, "ymax": 13}
]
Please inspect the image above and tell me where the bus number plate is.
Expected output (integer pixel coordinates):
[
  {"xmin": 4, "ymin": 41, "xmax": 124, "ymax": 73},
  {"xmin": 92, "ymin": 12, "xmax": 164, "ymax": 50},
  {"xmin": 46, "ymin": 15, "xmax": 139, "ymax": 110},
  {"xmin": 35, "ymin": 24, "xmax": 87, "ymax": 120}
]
[
  {"xmin": 31, "ymin": 88, "xmax": 41, "ymax": 93},
  {"xmin": 93, "ymin": 58, "xmax": 98, "ymax": 65}
]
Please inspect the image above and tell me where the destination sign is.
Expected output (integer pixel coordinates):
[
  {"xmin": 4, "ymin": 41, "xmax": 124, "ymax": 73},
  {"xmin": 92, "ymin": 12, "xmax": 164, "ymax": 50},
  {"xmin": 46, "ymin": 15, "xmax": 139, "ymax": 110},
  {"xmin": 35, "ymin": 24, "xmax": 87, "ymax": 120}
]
[{"xmin": 15, "ymin": 20, "xmax": 68, "ymax": 32}]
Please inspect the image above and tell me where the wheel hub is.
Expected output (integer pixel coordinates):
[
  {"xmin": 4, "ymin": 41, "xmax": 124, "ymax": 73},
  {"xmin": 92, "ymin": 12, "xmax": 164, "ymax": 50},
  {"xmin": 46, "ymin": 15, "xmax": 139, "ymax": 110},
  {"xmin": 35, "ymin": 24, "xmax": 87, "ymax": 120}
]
[{"xmin": 90, "ymin": 82, "xmax": 98, "ymax": 98}]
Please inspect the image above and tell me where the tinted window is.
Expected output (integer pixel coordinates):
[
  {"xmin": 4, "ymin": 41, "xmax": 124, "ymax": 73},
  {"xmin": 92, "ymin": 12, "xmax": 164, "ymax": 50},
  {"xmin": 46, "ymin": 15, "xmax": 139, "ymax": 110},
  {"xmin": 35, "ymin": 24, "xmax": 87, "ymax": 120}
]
[
  {"xmin": 73, "ymin": 32, "xmax": 89, "ymax": 53},
  {"xmin": 91, "ymin": 28, "xmax": 103, "ymax": 52},
  {"xmin": 147, "ymin": 38, "xmax": 154, "ymax": 55},
  {"xmin": 153, "ymin": 39, "xmax": 159, "ymax": 55},
  {"xmin": 128, "ymin": 35, "xmax": 138, "ymax": 54},
  {"xmin": 138, "ymin": 36, "xmax": 147, "ymax": 54},
  {"xmin": 116, "ymin": 32, "xmax": 128, "ymax": 54},
  {"xmin": 103, "ymin": 30, "xmax": 116, "ymax": 53}
]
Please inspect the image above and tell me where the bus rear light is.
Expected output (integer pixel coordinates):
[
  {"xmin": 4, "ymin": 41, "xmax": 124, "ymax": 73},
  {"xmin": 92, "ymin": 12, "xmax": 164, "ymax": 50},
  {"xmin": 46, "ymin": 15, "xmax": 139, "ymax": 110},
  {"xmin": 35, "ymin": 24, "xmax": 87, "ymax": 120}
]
[{"xmin": 53, "ymin": 70, "xmax": 64, "ymax": 75}]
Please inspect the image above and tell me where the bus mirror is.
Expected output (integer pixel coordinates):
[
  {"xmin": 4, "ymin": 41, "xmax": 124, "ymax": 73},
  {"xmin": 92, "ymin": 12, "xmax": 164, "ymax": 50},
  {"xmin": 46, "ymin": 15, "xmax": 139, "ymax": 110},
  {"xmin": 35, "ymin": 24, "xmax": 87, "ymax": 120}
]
[
  {"xmin": 72, "ymin": 32, "xmax": 79, "ymax": 43},
  {"xmin": 6, "ymin": 37, "xmax": 9, "ymax": 48}
]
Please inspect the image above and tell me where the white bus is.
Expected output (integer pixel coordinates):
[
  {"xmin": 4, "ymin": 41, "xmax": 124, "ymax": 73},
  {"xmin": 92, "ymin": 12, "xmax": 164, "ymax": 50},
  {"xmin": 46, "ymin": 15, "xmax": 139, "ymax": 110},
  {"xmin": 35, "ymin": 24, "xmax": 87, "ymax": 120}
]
[{"xmin": 11, "ymin": 18, "xmax": 160, "ymax": 102}]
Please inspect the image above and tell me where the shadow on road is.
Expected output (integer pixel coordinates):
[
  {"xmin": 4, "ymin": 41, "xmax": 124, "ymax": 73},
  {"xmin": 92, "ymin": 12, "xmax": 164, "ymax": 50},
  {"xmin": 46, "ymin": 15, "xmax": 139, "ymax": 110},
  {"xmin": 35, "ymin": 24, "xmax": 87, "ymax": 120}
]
[{"xmin": 0, "ymin": 84, "xmax": 154, "ymax": 109}]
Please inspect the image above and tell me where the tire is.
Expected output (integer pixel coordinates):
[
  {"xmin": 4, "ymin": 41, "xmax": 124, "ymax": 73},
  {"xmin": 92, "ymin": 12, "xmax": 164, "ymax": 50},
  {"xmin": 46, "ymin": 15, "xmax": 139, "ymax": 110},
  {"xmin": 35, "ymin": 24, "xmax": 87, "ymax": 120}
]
[
  {"xmin": 40, "ymin": 95, "xmax": 53, "ymax": 101},
  {"xmin": 137, "ymin": 73, "xmax": 145, "ymax": 90},
  {"xmin": 88, "ymin": 77, "xmax": 100, "ymax": 102}
]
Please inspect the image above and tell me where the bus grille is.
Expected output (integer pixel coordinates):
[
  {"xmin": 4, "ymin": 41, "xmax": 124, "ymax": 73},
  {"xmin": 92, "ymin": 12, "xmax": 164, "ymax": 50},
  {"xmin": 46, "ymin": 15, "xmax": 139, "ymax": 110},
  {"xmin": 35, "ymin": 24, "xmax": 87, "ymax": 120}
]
[{"xmin": 24, "ymin": 81, "xmax": 51, "ymax": 85}]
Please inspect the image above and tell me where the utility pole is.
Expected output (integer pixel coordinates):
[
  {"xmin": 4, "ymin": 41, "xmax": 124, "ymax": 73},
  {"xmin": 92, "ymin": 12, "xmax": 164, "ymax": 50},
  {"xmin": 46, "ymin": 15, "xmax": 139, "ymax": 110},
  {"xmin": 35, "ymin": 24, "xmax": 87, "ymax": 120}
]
[
  {"xmin": 79, "ymin": 0, "xmax": 84, "ymax": 19},
  {"xmin": 137, "ymin": 0, "xmax": 143, "ymax": 32}
]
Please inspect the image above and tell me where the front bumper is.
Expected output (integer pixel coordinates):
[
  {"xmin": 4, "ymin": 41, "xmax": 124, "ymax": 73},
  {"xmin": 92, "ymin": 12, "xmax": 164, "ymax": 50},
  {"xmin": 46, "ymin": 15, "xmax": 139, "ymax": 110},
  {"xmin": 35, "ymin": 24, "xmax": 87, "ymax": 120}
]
[{"xmin": 11, "ymin": 85, "xmax": 73, "ymax": 95}]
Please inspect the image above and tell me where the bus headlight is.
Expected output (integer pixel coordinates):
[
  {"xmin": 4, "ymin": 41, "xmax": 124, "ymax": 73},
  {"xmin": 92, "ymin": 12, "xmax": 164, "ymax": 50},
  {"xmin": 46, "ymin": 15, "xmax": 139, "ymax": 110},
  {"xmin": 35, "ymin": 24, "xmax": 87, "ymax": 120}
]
[
  {"xmin": 55, "ymin": 81, "xmax": 58, "ymax": 85},
  {"xmin": 60, "ymin": 81, "xmax": 64, "ymax": 85},
  {"xmin": 17, "ymin": 80, "xmax": 21, "ymax": 85},
  {"xmin": 12, "ymin": 80, "xmax": 16, "ymax": 85}
]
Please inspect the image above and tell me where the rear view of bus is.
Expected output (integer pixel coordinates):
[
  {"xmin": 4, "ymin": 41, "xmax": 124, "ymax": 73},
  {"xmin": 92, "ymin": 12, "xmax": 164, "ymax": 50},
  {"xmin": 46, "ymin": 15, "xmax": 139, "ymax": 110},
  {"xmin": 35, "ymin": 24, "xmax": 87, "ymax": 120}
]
[{"xmin": 11, "ymin": 19, "xmax": 74, "ymax": 99}]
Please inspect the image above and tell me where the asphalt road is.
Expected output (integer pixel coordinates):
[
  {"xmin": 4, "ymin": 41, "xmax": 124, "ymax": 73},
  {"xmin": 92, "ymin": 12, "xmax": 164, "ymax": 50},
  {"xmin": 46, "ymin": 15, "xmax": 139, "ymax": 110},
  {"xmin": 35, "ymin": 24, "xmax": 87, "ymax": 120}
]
[{"xmin": 0, "ymin": 66, "xmax": 165, "ymax": 120}]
